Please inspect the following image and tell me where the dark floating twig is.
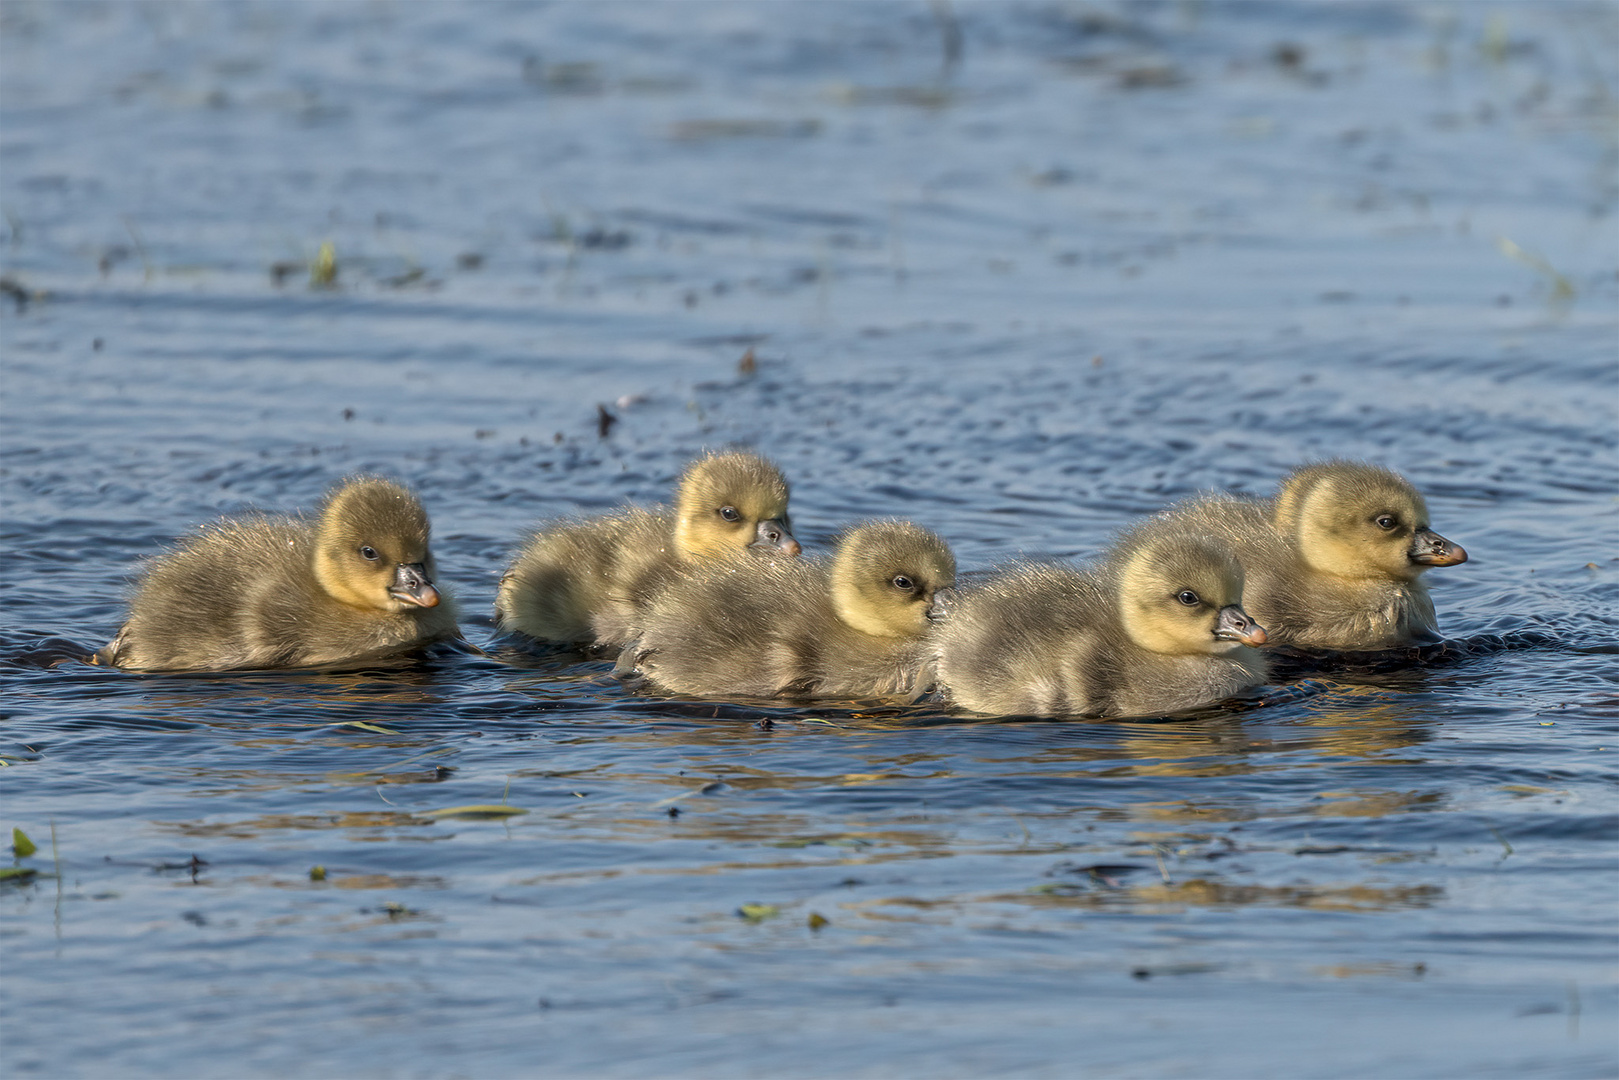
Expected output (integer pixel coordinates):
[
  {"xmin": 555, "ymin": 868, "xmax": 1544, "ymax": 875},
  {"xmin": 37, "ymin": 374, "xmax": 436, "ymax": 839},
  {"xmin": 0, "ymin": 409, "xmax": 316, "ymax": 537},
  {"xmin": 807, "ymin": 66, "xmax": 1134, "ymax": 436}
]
[
  {"xmin": 930, "ymin": 0, "xmax": 963, "ymax": 80},
  {"xmin": 0, "ymin": 276, "xmax": 31, "ymax": 311},
  {"xmin": 1272, "ymin": 42, "xmax": 1305, "ymax": 70}
]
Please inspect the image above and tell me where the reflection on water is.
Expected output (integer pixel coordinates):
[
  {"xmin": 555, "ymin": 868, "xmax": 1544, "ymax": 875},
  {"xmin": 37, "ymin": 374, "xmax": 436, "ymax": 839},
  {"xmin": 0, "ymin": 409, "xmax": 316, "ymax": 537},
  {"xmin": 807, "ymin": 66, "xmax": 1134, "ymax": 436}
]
[
  {"xmin": 1011, "ymin": 872, "xmax": 1446, "ymax": 913},
  {"xmin": 247, "ymin": 873, "xmax": 452, "ymax": 892},
  {"xmin": 157, "ymin": 812, "xmax": 445, "ymax": 839}
]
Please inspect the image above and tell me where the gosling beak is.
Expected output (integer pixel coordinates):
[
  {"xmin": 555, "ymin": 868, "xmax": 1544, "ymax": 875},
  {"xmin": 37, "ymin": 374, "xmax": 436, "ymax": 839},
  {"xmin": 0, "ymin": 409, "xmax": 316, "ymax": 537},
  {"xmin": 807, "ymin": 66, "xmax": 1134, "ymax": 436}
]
[
  {"xmin": 389, "ymin": 562, "xmax": 441, "ymax": 608},
  {"xmin": 1214, "ymin": 604, "xmax": 1267, "ymax": 647},
  {"xmin": 750, "ymin": 518, "xmax": 802, "ymax": 556},
  {"xmin": 1410, "ymin": 528, "xmax": 1467, "ymax": 567},
  {"xmin": 926, "ymin": 586, "xmax": 958, "ymax": 622}
]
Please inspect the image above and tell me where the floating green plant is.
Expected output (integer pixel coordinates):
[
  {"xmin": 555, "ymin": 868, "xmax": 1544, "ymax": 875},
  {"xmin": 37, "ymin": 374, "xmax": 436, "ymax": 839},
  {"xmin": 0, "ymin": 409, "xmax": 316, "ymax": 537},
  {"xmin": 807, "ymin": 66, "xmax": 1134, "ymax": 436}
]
[
  {"xmin": 311, "ymin": 241, "xmax": 338, "ymax": 287},
  {"xmin": 1497, "ymin": 237, "xmax": 1575, "ymax": 300}
]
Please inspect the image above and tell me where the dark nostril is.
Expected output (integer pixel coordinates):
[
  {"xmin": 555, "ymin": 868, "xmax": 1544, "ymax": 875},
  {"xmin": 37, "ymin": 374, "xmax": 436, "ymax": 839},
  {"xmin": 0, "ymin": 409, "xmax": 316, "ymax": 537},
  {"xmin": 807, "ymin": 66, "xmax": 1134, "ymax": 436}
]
[{"xmin": 765, "ymin": 529, "xmax": 779, "ymax": 542}]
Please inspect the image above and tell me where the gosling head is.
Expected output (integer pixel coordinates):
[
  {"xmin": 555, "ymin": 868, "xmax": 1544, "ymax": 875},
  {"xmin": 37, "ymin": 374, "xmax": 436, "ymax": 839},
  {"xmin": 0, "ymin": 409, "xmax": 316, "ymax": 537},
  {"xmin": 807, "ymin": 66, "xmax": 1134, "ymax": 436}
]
[
  {"xmin": 672, "ymin": 451, "xmax": 800, "ymax": 562},
  {"xmin": 1273, "ymin": 461, "xmax": 1467, "ymax": 583},
  {"xmin": 830, "ymin": 521, "xmax": 956, "ymax": 639},
  {"xmin": 1113, "ymin": 532, "xmax": 1267, "ymax": 655},
  {"xmin": 311, "ymin": 477, "xmax": 442, "ymax": 613}
]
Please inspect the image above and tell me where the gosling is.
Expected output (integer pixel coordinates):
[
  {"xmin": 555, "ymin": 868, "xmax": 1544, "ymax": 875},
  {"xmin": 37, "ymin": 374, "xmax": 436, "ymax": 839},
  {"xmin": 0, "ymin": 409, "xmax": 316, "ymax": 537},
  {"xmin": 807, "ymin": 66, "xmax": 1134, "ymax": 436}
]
[
  {"xmin": 98, "ymin": 477, "xmax": 459, "ymax": 672},
  {"xmin": 619, "ymin": 520, "xmax": 955, "ymax": 701},
  {"xmin": 934, "ymin": 528, "xmax": 1268, "ymax": 718},
  {"xmin": 1159, "ymin": 461, "xmax": 1467, "ymax": 650},
  {"xmin": 495, "ymin": 451, "xmax": 801, "ymax": 649}
]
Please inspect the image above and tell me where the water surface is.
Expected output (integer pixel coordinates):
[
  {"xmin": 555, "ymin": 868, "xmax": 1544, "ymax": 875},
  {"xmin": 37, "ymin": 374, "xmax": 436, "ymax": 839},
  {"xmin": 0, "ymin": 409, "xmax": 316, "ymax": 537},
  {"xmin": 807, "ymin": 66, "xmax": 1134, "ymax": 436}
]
[{"xmin": 3, "ymin": 2, "xmax": 1616, "ymax": 1076}]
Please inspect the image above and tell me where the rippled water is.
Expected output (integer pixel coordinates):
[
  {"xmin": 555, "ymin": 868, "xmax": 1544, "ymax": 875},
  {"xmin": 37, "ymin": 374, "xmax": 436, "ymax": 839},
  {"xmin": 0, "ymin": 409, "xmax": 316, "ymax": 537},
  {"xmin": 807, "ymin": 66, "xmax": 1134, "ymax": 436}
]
[{"xmin": 3, "ymin": 2, "xmax": 1616, "ymax": 1076}]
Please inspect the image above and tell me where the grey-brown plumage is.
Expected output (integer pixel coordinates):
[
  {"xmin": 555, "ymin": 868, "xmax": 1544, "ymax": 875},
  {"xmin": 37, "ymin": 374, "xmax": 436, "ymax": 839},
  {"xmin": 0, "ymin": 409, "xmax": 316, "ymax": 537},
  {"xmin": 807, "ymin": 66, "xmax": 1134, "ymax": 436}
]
[
  {"xmin": 98, "ymin": 477, "xmax": 459, "ymax": 672},
  {"xmin": 1156, "ymin": 461, "xmax": 1467, "ymax": 651},
  {"xmin": 621, "ymin": 520, "xmax": 956, "ymax": 701},
  {"xmin": 934, "ymin": 527, "xmax": 1268, "ymax": 718},
  {"xmin": 494, "ymin": 451, "xmax": 800, "ymax": 648}
]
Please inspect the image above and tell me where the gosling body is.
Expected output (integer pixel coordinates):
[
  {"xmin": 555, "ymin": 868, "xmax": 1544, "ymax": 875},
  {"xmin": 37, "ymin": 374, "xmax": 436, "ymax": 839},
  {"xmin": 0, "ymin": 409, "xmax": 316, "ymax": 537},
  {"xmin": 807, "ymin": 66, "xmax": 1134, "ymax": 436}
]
[
  {"xmin": 622, "ymin": 521, "xmax": 955, "ymax": 701},
  {"xmin": 935, "ymin": 530, "xmax": 1268, "ymax": 718},
  {"xmin": 495, "ymin": 452, "xmax": 800, "ymax": 649},
  {"xmin": 1160, "ymin": 462, "xmax": 1467, "ymax": 650},
  {"xmin": 100, "ymin": 478, "xmax": 458, "ymax": 672}
]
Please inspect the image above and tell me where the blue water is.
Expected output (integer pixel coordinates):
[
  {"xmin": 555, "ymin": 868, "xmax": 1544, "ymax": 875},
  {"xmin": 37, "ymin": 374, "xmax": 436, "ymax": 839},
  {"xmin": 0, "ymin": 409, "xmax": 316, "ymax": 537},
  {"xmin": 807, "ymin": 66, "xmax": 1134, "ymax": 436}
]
[{"xmin": 3, "ymin": 2, "xmax": 1616, "ymax": 1076}]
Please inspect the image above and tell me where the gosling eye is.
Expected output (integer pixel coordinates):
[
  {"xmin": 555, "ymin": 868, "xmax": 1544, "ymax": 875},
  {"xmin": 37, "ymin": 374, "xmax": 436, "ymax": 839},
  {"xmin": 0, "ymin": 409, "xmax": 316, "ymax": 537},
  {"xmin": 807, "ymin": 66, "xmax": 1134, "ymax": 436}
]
[
  {"xmin": 359, "ymin": 546, "xmax": 381, "ymax": 562},
  {"xmin": 718, "ymin": 506, "xmax": 742, "ymax": 523},
  {"xmin": 1176, "ymin": 590, "xmax": 1200, "ymax": 607},
  {"xmin": 891, "ymin": 575, "xmax": 915, "ymax": 592},
  {"xmin": 1374, "ymin": 514, "xmax": 1398, "ymax": 530}
]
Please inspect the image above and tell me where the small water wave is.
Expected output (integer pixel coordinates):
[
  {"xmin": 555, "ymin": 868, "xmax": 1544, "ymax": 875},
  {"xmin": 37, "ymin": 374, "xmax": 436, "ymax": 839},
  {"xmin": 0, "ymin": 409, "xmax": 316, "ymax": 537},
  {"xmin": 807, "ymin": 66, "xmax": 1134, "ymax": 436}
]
[
  {"xmin": 1266, "ymin": 629, "xmax": 1572, "ymax": 678},
  {"xmin": 0, "ymin": 632, "xmax": 99, "ymax": 670}
]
